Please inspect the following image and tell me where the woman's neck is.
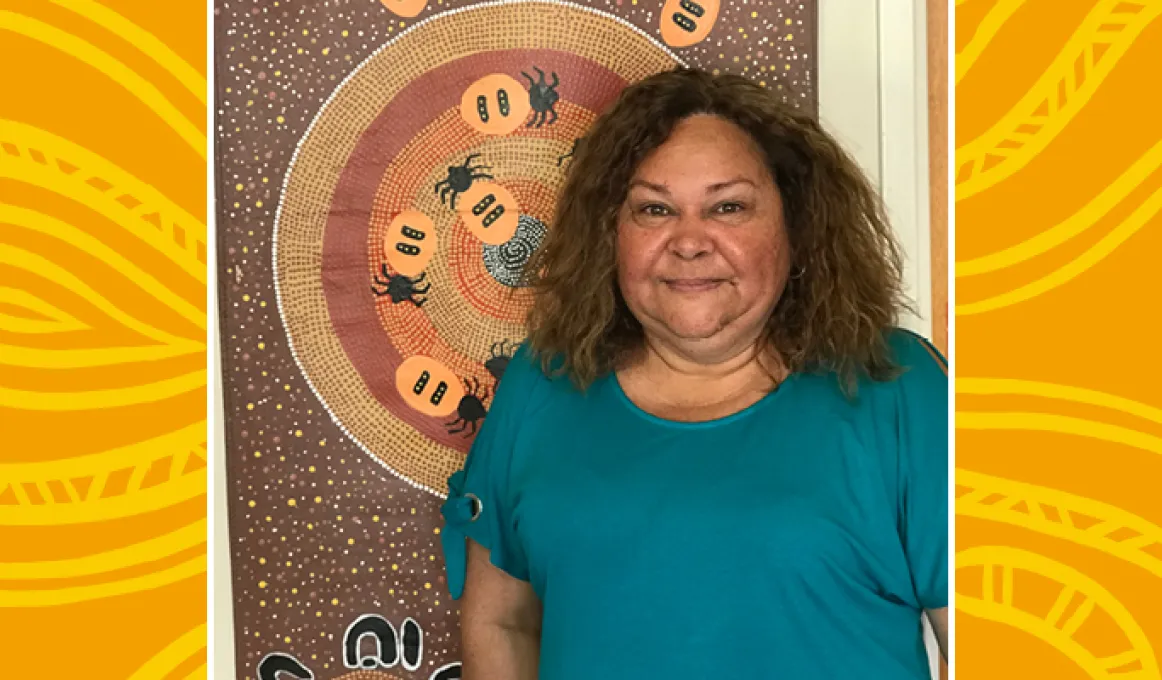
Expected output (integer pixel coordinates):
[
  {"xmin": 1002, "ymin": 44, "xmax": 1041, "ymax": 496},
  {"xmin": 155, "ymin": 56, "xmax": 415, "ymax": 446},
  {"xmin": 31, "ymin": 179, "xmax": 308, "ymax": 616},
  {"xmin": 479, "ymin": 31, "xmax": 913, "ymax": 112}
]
[{"xmin": 616, "ymin": 334, "xmax": 786, "ymax": 420}]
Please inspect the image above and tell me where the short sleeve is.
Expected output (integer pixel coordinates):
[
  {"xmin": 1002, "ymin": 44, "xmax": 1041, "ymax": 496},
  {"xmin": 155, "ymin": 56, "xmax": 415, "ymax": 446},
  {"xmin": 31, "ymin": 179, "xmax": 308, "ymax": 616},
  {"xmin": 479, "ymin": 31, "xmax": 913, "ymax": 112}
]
[
  {"xmin": 440, "ymin": 345, "xmax": 535, "ymax": 599},
  {"xmin": 892, "ymin": 330, "xmax": 949, "ymax": 610}
]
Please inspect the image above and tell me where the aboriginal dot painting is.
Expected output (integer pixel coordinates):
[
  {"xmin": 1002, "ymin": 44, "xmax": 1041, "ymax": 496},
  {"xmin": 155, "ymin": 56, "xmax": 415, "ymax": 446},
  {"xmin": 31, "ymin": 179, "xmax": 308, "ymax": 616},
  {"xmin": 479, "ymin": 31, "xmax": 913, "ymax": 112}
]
[{"xmin": 215, "ymin": 0, "xmax": 816, "ymax": 677}]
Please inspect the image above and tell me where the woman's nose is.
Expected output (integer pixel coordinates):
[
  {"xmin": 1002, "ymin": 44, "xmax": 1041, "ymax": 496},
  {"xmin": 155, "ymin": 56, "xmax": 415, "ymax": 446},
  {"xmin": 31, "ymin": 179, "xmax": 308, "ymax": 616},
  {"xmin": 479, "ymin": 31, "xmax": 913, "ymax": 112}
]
[{"xmin": 669, "ymin": 216, "xmax": 713, "ymax": 260}]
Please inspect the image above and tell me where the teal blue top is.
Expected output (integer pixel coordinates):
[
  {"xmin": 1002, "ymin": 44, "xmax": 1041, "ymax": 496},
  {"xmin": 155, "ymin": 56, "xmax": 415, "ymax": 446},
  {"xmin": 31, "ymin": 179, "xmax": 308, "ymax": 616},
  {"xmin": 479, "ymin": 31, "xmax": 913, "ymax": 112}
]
[{"xmin": 441, "ymin": 330, "xmax": 948, "ymax": 679}]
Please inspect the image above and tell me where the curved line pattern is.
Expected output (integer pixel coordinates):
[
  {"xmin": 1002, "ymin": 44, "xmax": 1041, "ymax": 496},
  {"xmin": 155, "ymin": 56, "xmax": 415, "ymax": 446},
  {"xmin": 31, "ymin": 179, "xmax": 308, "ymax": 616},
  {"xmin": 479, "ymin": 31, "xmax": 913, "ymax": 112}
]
[
  {"xmin": 0, "ymin": 472, "xmax": 206, "ymax": 526},
  {"xmin": 0, "ymin": 554, "xmax": 205, "ymax": 606},
  {"xmin": 958, "ymin": 546, "xmax": 1159, "ymax": 679},
  {"xmin": 48, "ymin": 0, "xmax": 207, "ymax": 103},
  {"xmin": 958, "ymin": 470, "xmax": 1162, "ymax": 579},
  {"xmin": 958, "ymin": 139, "xmax": 1162, "ymax": 277},
  {"xmin": 958, "ymin": 412, "xmax": 1162, "ymax": 456},
  {"xmin": 0, "ymin": 121, "xmax": 207, "ymax": 283},
  {"xmin": 0, "ymin": 243, "xmax": 199, "ymax": 348},
  {"xmin": 956, "ymin": 0, "xmax": 1161, "ymax": 200},
  {"xmin": 0, "ymin": 12, "xmax": 205, "ymax": 158},
  {"xmin": 957, "ymin": 181, "xmax": 1162, "ymax": 314},
  {"xmin": 127, "ymin": 624, "xmax": 207, "ymax": 680},
  {"xmin": 0, "ymin": 520, "xmax": 205, "ymax": 579},
  {"xmin": 956, "ymin": 0, "xmax": 1027, "ymax": 84},
  {"xmin": 0, "ymin": 422, "xmax": 206, "ymax": 524},
  {"xmin": 958, "ymin": 378, "xmax": 1162, "ymax": 425},
  {"xmin": 0, "ymin": 369, "xmax": 204, "ymax": 411},
  {"xmin": 0, "ymin": 286, "xmax": 88, "ymax": 334},
  {"xmin": 0, "ymin": 205, "xmax": 207, "ymax": 331}
]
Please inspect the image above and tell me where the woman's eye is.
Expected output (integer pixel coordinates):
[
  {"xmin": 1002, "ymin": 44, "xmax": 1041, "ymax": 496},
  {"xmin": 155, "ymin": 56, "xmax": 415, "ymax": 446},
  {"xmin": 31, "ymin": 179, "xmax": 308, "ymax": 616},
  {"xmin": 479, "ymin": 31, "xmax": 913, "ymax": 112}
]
[
  {"xmin": 640, "ymin": 204, "xmax": 670, "ymax": 216},
  {"xmin": 716, "ymin": 202, "xmax": 745, "ymax": 214}
]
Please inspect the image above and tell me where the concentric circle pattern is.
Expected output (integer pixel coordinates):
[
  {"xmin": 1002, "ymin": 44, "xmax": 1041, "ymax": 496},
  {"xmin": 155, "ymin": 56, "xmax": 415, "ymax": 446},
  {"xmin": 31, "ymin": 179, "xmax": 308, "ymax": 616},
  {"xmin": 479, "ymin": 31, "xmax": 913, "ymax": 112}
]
[{"xmin": 274, "ymin": 0, "xmax": 681, "ymax": 495}]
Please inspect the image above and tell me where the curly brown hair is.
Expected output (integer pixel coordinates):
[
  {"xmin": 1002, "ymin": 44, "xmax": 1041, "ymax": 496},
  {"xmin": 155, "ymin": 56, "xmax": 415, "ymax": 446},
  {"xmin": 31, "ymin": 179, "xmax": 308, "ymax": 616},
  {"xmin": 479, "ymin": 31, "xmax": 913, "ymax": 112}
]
[{"xmin": 524, "ymin": 67, "xmax": 910, "ymax": 390}]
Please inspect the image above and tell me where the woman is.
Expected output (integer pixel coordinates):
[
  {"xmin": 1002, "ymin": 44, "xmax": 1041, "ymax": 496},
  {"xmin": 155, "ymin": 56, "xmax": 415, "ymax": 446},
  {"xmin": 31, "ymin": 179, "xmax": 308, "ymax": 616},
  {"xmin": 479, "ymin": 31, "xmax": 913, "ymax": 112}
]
[{"xmin": 441, "ymin": 68, "xmax": 948, "ymax": 679}]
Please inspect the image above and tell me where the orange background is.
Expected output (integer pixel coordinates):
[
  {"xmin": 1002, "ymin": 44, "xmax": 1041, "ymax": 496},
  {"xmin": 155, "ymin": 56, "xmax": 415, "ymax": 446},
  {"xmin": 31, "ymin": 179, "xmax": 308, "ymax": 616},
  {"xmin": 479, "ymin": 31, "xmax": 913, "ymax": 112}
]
[
  {"xmin": 0, "ymin": 0, "xmax": 207, "ymax": 675},
  {"xmin": 957, "ymin": 0, "xmax": 1162, "ymax": 677}
]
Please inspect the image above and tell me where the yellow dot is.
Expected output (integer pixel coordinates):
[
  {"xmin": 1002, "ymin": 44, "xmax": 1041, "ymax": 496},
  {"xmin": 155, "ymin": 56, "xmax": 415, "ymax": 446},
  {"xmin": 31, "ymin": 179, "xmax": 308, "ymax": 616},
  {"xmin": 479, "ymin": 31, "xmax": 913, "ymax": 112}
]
[
  {"xmin": 314, "ymin": 496, "xmax": 322, "ymax": 503},
  {"xmin": 786, "ymin": 34, "xmax": 794, "ymax": 41},
  {"xmin": 341, "ymin": 29, "xmax": 349, "ymax": 37},
  {"xmin": 276, "ymin": 404, "xmax": 282, "ymax": 410},
  {"xmin": 297, "ymin": 48, "xmax": 303, "ymax": 54},
  {"xmin": 389, "ymin": 589, "xmax": 395, "ymax": 595},
  {"xmin": 276, "ymin": 115, "xmax": 285, "ymax": 124},
  {"xmin": 392, "ymin": 564, "xmax": 399, "ymax": 571},
  {"xmin": 434, "ymin": 527, "xmax": 441, "ymax": 535},
  {"xmin": 309, "ymin": 465, "xmax": 316, "ymax": 473},
  {"xmin": 247, "ymin": 100, "xmax": 254, "ymax": 106},
  {"xmin": 760, "ymin": 81, "xmax": 767, "ymax": 87},
  {"xmin": 351, "ymin": 567, "xmax": 358, "ymax": 574},
  {"xmin": 295, "ymin": 430, "xmax": 303, "ymax": 437},
  {"xmin": 399, "ymin": 21, "xmax": 405, "ymax": 27},
  {"xmin": 288, "ymin": 499, "xmax": 297, "ymax": 507},
  {"xmin": 322, "ymin": 47, "xmax": 330, "ymax": 55},
  {"xmin": 291, "ymin": 588, "xmax": 298, "ymax": 594},
  {"xmin": 248, "ymin": 500, "xmax": 256, "ymax": 507},
  {"xmin": 302, "ymin": 29, "xmax": 309, "ymax": 35},
  {"xmin": 242, "ymin": 294, "xmax": 251, "ymax": 302},
  {"xmin": 424, "ymin": 582, "xmax": 432, "ymax": 590},
  {"xmin": 307, "ymin": 523, "xmax": 314, "ymax": 529},
  {"xmin": 786, "ymin": 18, "xmax": 793, "ymax": 25},
  {"xmin": 259, "ymin": 557, "xmax": 266, "ymax": 564},
  {"xmin": 274, "ymin": 70, "xmax": 281, "ymax": 76},
  {"xmin": 256, "ymin": 200, "xmax": 263, "ymax": 208},
  {"xmin": 260, "ymin": 301, "xmax": 267, "ymax": 307},
  {"xmin": 284, "ymin": 384, "xmax": 291, "ymax": 391},
  {"xmin": 242, "ymin": 246, "xmax": 248, "ymax": 254},
  {"xmin": 733, "ymin": 56, "xmax": 739, "ymax": 63},
  {"xmin": 785, "ymin": 64, "xmax": 791, "ymax": 70},
  {"xmin": 372, "ymin": 515, "xmax": 379, "ymax": 522},
  {"xmin": 319, "ymin": 440, "xmax": 327, "ymax": 447},
  {"xmin": 284, "ymin": 636, "xmax": 291, "ymax": 643},
  {"xmin": 336, "ymin": 515, "xmax": 342, "ymax": 521},
  {"xmin": 348, "ymin": 538, "xmax": 354, "ymax": 545},
  {"xmin": 258, "ymin": 581, "xmax": 267, "ymax": 588},
  {"xmin": 286, "ymin": 561, "xmax": 291, "ymax": 567},
  {"xmin": 317, "ymin": 611, "xmax": 323, "ymax": 617},
  {"xmin": 235, "ymin": 183, "xmax": 244, "ymax": 191},
  {"xmin": 265, "ymin": 516, "xmax": 272, "ymax": 522},
  {"xmin": 258, "ymin": 342, "xmax": 266, "ymax": 350},
  {"xmin": 751, "ymin": 10, "xmax": 757, "ymax": 17},
  {"xmin": 247, "ymin": 403, "xmax": 255, "ymax": 411},
  {"xmin": 259, "ymin": 600, "xmax": 266, "ymax": 607},
  {"xmin": 331, "ymin": 598, "xmax": 339, "ymax": 605},
  {"xmin": 233, "ymin": 202, "xmax": 240, "ymax": 208}
]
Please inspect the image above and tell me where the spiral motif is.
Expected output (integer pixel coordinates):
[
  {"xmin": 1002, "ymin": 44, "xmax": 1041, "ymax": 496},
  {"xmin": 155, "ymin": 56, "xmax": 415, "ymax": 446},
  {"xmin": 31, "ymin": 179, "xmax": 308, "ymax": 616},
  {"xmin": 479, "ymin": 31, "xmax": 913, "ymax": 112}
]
[{"xmin": 482, "ymin": 214, "xmax": 548, "ymax": 288}]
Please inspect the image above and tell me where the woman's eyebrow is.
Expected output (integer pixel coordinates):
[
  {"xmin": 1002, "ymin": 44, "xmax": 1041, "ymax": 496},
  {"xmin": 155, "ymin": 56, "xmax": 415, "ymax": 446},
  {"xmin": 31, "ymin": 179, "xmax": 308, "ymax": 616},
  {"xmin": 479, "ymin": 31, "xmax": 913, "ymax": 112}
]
[
  {"xmin": 627, "ymin": 179, "xmax": 670, "ymax": 194},
  {"xmin": 706, "ymin": 178, "xmax": 756, "ymax": 192}
]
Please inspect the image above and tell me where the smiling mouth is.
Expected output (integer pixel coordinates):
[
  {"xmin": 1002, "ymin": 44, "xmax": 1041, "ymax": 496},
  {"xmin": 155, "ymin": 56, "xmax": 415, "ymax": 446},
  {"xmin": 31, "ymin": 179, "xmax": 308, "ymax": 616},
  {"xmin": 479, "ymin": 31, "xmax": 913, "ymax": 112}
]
[{"xmin": 663, "ymin": 278, "xmax": 726, "ymax": 292}]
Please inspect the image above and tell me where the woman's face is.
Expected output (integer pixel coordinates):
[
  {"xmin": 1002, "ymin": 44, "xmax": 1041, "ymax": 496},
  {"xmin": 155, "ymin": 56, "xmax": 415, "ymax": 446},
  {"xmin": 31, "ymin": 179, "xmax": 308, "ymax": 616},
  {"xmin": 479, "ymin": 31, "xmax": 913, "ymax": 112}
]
[{"xmin": 616, "ymin": 114, "xmax": 791, "ymax": 360}]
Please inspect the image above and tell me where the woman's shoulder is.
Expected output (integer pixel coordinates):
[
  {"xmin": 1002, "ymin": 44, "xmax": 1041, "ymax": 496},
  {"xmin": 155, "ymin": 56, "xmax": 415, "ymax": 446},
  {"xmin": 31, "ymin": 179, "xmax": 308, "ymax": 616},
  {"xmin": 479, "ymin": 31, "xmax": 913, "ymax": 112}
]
[
  {"xmin": 884, "ymin": 327, "xmax": 948, "ymax": 387},
  {"xmin": 486, "ymin": 342, "xmax": 575, "ymax": 420}
]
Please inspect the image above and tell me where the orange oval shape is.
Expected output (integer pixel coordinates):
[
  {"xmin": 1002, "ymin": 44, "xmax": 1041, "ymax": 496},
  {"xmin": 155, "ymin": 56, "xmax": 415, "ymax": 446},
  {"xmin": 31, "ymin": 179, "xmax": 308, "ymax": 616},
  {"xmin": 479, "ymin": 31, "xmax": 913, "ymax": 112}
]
[
  {"xmin": 383, "ymin": 210, "xmax": 435, "ymax": 277},
  {"xmin": 379, "ymin": 0, "xmax": 427, "ymax": 18},
  {"xmin": 457, "ymin": 182, "xmax": 520, "ymax": 245},
  {"xmin": 460, "ymin": 74, "xmax": 532, "ymax": 136},
  {"xmin": 659, "ymin": 0, "xmax": 720, "ymax": 48},
  {"xmin": 395, "ymin": 356, "xmax": 464, "ymax": 418}
]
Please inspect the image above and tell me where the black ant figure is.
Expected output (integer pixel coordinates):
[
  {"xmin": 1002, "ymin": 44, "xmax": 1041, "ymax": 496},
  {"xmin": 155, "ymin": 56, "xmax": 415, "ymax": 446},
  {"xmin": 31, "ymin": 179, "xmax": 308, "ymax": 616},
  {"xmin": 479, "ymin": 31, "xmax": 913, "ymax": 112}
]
[
  {"xmin": 447, "ymin": 377, "xmax": 489, "ymax": 436},
  {"xmin": 485, "ymin": 339, "xmax": 516, "ymax": 382},
  {"xmin": 522, "ymin": 66, "xmax": 559, "ymax": 128},
  {"xmin": 557, "ymin": 138, "xmax": 579, "ymax": 167},
  {"xmin": 435, "ymin": 154, "xmax": 493, "ymax": 209},
  {"xmin": 371, "ymin": 265, "xmax": 429, "ymax": 307}
]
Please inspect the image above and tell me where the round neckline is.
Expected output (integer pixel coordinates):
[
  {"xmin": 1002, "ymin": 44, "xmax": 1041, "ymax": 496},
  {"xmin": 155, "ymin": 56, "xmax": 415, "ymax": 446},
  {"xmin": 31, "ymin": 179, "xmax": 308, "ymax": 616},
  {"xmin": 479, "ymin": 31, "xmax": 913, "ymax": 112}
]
[{"xmin": 608, "ymin": 369, "xmax": 798, "ymax": 430}]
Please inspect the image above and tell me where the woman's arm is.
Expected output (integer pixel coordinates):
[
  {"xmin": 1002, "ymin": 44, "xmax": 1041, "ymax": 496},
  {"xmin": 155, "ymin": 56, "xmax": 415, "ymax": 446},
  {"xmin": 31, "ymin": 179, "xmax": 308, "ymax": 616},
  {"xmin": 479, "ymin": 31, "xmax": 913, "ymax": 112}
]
[
  {"xmin": 926, "ymin": 607, "xmax": 948, "ymax": 661},
  {"xmin": 461, "ymin": 539, "xmax": 543, "ymax": 680}
]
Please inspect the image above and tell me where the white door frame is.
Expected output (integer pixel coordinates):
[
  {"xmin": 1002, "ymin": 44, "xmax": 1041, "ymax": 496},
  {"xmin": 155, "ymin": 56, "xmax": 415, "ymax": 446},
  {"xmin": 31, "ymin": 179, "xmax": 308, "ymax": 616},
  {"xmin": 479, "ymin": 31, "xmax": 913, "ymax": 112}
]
[{"xmin": 818, "ymin": 0, "xmax": 933, "ymax": 339}]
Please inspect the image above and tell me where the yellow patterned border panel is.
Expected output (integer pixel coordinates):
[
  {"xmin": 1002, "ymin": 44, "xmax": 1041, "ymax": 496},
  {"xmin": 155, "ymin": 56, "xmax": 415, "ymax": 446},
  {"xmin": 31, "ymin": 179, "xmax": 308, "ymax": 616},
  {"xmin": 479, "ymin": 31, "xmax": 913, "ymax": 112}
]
[
  {"xmin": 958, "ymin": 1, "xmax": 1162, "ymax": 677},
  {"xmin": 0, "ymin": 0, "xmax": 207, "ymax": 676}
]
